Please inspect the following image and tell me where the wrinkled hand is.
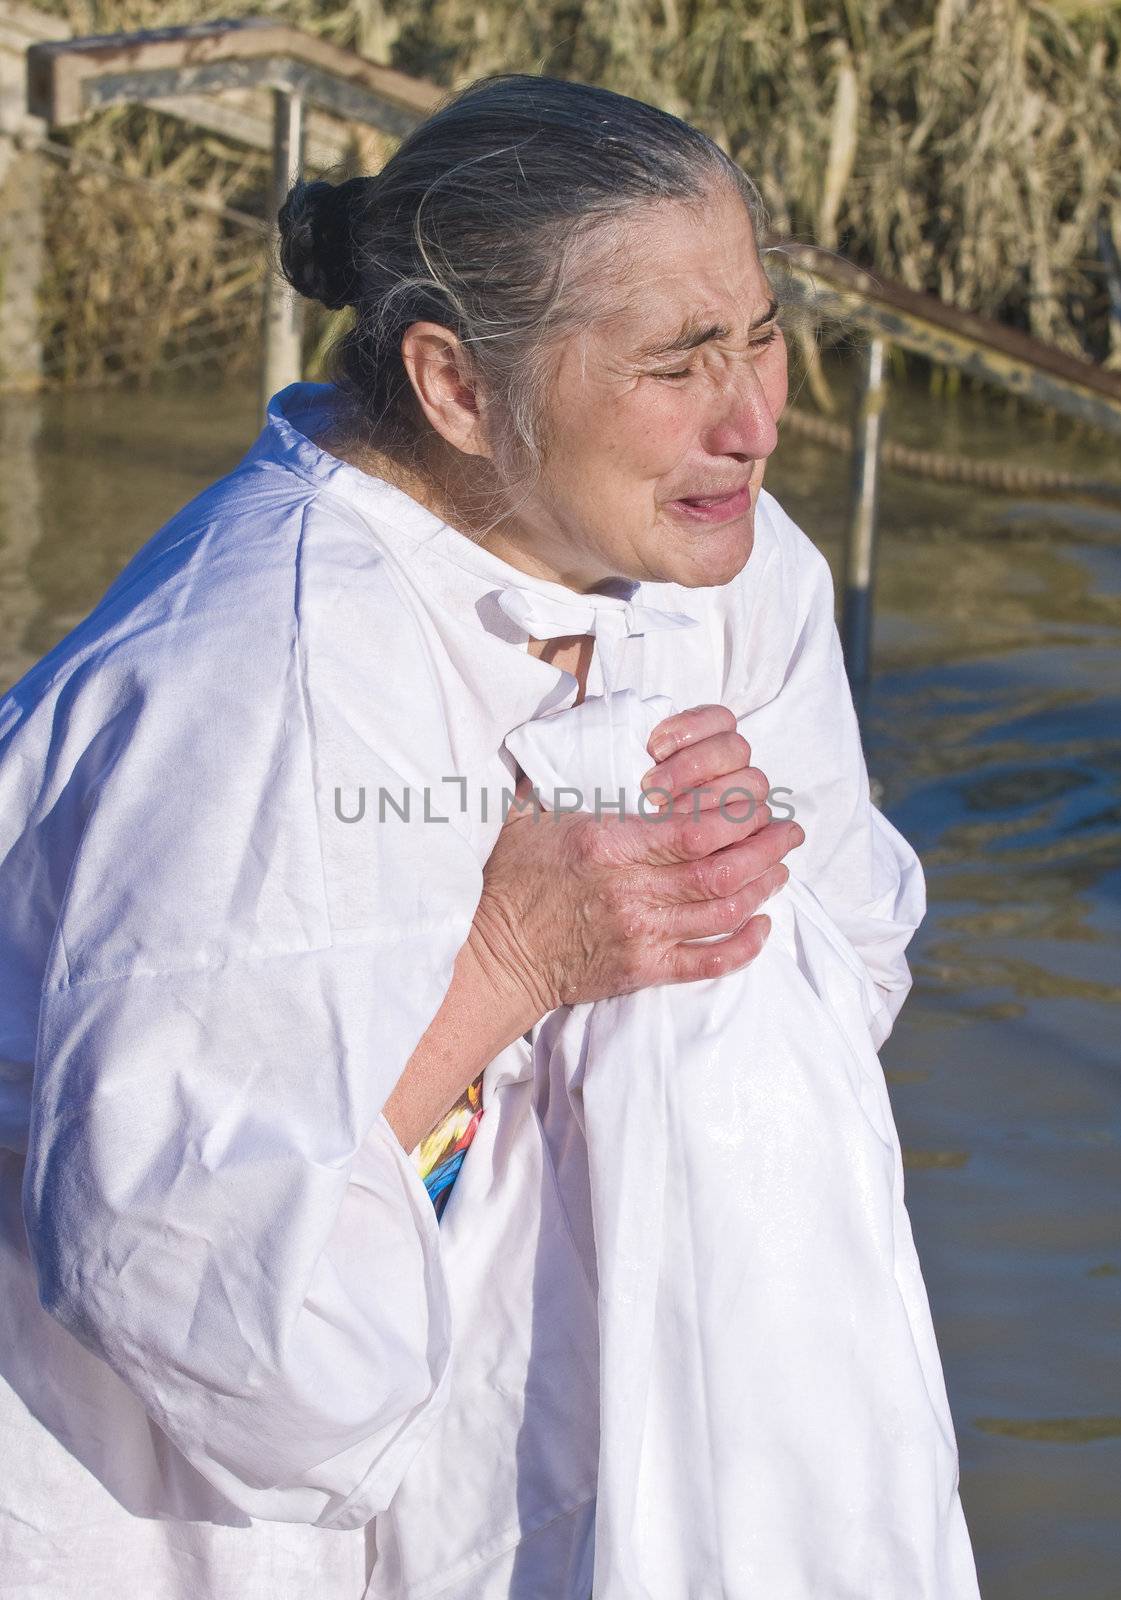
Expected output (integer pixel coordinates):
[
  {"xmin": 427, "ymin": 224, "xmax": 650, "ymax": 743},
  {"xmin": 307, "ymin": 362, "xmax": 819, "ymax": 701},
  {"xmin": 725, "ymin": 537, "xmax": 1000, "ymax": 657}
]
[{"xmin": 469, "ymin": 703, "xmax": 804, "ymax": 1025}]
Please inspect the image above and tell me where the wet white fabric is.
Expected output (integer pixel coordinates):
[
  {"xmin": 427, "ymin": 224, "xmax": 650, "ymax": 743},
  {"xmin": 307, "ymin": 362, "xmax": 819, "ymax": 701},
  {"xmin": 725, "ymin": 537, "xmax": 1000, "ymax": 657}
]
[
  {"xmin": 492, "ymin": 586, "xmax": 700, "ymax": 811},
  {"xmin": 0, "ymin": 381, "xmax": 981, "ymax": 1598},
  {"xmin": 503, "ymin": 688, "xmax": 981, "ymax": 1600}
]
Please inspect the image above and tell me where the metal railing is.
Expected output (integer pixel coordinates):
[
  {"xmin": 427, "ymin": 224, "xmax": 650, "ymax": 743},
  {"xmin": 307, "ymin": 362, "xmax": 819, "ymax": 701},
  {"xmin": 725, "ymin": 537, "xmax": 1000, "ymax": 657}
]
[{"xmin": 26, "ymin": 18, "xmax": 440, "ymax": 409}]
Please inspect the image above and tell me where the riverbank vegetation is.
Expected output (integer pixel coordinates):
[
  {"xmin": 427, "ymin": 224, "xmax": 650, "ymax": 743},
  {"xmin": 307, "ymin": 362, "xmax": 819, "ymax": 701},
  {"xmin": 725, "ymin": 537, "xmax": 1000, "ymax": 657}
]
[{"xmin": 31, "ymin": 0, "xmax": 1121, "ymax": 386}]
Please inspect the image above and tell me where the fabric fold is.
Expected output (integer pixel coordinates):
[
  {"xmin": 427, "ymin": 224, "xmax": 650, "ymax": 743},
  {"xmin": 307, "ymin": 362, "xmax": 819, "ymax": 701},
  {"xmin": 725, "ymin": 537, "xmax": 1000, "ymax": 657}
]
[{"xmin": 502, "ymin": 687, "xmax": 980, "ymax": 1600}]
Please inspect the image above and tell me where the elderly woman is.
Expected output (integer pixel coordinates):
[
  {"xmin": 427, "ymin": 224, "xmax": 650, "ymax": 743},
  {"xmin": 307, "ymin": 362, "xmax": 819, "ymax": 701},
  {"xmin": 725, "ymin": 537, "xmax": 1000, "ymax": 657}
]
[{"xmin": 0, "ymin": 74, "xmax": 979, "ymax": 1600}]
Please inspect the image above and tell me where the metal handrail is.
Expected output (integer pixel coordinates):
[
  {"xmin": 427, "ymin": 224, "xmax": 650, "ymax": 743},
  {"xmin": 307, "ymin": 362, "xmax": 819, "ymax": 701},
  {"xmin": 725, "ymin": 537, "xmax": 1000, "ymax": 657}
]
[
  {"xmin": 776, "ymin": 240, "xmax": 1121, "ymax": 440},
  {"xmin": 26, "ymin": 18, "xmax": 440, "ymax": 134},
  {"xmin": 26, "ymin": 18, "xmax": 445, "ymax": 403}
]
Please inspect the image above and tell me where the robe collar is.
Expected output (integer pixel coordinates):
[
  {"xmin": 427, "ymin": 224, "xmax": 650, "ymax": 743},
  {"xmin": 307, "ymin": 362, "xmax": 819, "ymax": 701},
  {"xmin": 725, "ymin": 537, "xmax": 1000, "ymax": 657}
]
[{"xmin": 257, "ymin": 382, "xmax": 701, "ymax": 691}]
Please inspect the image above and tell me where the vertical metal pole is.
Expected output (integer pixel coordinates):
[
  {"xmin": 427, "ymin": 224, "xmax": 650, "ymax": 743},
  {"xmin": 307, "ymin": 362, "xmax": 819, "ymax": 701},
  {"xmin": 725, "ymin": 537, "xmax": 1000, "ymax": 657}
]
[
  {"xmin": 841, "ymin": 336, "xmax": 887, "ymax": 711},
  {"xmin": 0, "ymin": 388, "xmax": 45, "ymax": 692},
  {"xmin": 261, "ymin": 90, "xmax": 305, "ymax": 416}
]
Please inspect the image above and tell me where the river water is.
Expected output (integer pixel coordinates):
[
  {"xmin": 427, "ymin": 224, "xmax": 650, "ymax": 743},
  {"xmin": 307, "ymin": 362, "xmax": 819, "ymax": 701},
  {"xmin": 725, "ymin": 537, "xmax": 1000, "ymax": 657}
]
[{"xmin": 1, "ymin": 373, "xmax": 1118, "ymax": 1598}]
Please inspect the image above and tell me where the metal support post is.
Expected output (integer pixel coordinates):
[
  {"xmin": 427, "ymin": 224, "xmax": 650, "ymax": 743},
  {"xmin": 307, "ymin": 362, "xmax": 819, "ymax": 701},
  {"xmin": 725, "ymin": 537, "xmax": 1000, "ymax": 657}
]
[
  {"xmin": 841, "ymin": 336, "xmax": 887, "ymax": 709},
  {"xmin": 261, "ymin": 89, "xmax": 304, "ymax": 415}
]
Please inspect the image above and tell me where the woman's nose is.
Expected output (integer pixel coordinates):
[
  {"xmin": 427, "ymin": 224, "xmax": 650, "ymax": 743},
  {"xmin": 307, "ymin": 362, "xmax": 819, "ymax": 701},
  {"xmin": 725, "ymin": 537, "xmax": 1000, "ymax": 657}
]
[{"xmin": 702, "ymin": 361, "xmax": 780, "ymax": 462}]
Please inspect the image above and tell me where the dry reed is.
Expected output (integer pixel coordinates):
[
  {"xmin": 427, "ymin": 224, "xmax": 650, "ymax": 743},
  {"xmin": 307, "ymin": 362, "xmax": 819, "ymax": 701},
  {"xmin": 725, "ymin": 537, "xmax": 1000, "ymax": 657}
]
[{"xmin": 27, "ymin": 0, "xmax": 1121, "ymax": 385}]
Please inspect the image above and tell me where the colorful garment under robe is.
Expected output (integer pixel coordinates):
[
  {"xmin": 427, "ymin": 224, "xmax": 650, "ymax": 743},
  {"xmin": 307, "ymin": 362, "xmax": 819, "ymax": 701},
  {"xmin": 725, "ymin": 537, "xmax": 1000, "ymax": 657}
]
[{"xmin": 412, "ymin": 1074, "xmax": 485, "ymax": 1220}]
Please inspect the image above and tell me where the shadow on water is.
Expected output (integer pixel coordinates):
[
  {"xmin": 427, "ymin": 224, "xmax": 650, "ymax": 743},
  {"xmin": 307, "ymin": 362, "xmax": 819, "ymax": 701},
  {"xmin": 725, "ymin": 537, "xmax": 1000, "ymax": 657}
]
[{"xmin": 1, "ymin": 372, "xmax": 1118, "ymax": 1599}]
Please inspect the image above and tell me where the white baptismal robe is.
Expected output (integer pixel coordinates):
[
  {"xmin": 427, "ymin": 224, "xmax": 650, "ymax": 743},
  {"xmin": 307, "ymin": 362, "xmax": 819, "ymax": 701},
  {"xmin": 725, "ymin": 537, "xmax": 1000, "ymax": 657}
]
[
  {"xmin": 0, "ymin": 381, "xmax": 980, "ymax": 1599},
  {"xmin": 499, "ymin": 689, "xmax": 980, "ymax": 1600}
]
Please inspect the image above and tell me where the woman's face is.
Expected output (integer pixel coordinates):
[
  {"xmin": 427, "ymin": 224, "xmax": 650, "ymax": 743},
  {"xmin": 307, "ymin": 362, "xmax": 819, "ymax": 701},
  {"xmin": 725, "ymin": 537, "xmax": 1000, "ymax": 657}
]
[{"xmin": 486, "ymin": 183, "xmax": 789, "ymax": 592}]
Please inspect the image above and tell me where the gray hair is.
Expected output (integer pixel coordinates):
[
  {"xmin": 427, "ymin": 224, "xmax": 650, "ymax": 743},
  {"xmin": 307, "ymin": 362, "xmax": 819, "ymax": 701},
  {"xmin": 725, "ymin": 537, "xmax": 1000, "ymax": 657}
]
[{"xmin": 278, "ymin": 74, "xmax": 768, "ymax": 497}]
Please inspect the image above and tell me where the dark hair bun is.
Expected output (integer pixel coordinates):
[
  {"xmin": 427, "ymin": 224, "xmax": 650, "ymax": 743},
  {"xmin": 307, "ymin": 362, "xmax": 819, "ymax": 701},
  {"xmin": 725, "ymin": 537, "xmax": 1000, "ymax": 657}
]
[{"xmin": 277, "ymin": 177, "xmax": 370, "ymax": 311}]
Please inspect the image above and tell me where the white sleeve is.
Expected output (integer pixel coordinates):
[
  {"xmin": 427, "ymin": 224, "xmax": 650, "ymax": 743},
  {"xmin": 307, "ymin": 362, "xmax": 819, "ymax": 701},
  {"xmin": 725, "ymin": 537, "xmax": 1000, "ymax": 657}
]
[
  {"xmin": 25, "ymin": 930, "xmax": 473, "ymax": 1529},
  {"xmin": 20, "ymin": 611, "xmax": 485, "ymax": 1530},
  {"xmin": 11, "ymin": 484, "xmax": 496, "ymax": 1529},
  {"xmin": 727, "ymin": 494, "xmax": 927, "ymax": 1042}
]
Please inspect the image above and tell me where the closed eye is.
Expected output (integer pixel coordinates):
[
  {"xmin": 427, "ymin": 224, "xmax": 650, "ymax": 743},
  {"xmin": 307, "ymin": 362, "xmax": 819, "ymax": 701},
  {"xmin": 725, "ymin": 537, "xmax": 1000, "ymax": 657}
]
[{"xmin": 649, "ymin": 323, "xmax": 779, "ymax": 381}]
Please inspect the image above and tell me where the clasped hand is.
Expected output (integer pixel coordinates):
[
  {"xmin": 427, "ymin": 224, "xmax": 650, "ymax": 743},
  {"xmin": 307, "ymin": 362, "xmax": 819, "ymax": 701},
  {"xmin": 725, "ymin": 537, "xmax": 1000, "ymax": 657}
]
[{"xmin": 470, "ymin": 703, "xmax": 804, "ymax": 1022}]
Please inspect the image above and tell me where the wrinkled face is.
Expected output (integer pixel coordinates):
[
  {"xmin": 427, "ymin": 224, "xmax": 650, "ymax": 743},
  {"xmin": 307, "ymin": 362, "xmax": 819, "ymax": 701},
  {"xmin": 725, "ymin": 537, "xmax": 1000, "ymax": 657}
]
[{"xmin": 485, "ymin": 182, "xmax": 788, "ymax": 592}]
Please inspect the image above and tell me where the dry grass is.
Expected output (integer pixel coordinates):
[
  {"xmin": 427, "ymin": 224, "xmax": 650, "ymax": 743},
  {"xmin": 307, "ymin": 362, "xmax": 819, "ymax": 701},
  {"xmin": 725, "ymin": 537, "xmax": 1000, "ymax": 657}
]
[
  {"xmin": 387, "ymin": 0, "xmax": 1121, "ymax": 361},
  {"xmin": 38, "ymin": 104, "xmax": 269, "ymax": 384},
  {"xmin": 32, "ymin": 1, "xmax": 360, "ymax": 384},
  {"xmin": 28, "ymin": 0, "xmax": 1121, "ymax": 384}
]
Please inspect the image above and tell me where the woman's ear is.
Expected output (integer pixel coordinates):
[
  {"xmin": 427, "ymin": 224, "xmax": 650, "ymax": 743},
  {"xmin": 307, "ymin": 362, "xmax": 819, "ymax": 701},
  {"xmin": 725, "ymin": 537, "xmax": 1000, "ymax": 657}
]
[{"xmin": 399, "ymin": 322, "xmax": 493, "ymax": 460}]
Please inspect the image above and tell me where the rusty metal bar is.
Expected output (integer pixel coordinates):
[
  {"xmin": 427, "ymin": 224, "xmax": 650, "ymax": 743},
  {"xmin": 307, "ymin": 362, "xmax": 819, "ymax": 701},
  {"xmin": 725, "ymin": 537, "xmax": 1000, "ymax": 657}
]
[
  {"xmin": 261, "ymin": 89, "xmax": 304, "ymax": 414},
  {"xmin": 774, "ymin": 240, "xmax": 1121, "ymax": 438},
  {"xmin": 841, "ymin": 337, "xmax": 887, "ymax": 703},
  {"xmin": 26, "ymin": 20, "xmax": 440, "ymax": 132},
  {"xmin": 65, "ymin": 56, "xmax": 426, "ymax": 141}
]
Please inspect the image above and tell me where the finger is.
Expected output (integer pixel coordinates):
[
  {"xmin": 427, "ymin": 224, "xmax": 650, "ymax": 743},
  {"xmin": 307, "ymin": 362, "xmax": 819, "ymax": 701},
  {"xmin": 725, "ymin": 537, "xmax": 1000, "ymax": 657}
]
[
  {"xmin": 633, "ymin": 794, "xmax": 790, "ymax": 866},
  {"xmin": 659, "ymin": 864, "xmax": 789, "ymax": 940},
  {"xmin": 642, "ymin": 761, "xmax": 764, "ymax": 819},
  {"xmin": 647, "ymin": 818, "xmax": 805, "ymax": 902},
  {"xmin": 679, "ymin": 779, "xmax": 768, "ymax": 818},
  {"xmin": 641, "ymin": 733, "xmax": 766, "ymax": 805},
  {"xmin": 646, "ymin": 703, "xmax": 742, "ymax": 764},
  {"xmin": 638, "ymin": 783, "xmax": 770, "ymax": 827},
  {"xmin": 664, "ymin": 913, "xmax": 773, "ymax": 984}
]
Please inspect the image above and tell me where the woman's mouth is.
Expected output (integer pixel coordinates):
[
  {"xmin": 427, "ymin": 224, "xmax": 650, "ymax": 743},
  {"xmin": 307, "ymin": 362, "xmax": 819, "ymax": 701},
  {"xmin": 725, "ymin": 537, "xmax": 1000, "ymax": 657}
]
[{"xmin": 667, "ymin": 483, "xmax": 753, "ymax": 523}]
